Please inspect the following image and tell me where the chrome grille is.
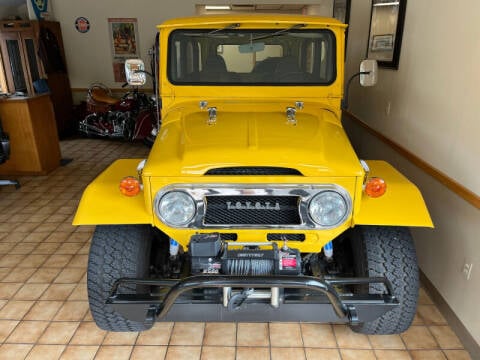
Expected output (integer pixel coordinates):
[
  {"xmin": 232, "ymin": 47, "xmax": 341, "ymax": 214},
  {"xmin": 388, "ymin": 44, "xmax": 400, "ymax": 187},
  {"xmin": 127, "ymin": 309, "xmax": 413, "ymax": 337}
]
[{"xmin": 204, "ymin": 196, "xmax": 301, "ymax": 225}]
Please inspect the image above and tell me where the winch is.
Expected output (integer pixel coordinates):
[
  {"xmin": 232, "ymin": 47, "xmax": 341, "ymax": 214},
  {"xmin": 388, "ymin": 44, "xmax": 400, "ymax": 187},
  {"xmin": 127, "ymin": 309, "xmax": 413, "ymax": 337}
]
[{"xmin": 189, "ymin": 233, "xmax": 301, "ymax": 276}]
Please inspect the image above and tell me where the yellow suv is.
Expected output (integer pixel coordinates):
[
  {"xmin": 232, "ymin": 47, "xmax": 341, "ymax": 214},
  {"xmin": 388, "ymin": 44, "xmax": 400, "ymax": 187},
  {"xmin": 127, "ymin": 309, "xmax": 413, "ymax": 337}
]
[{"xmin": 74, "ymin": 15, "xmax": 432, "ymax": 334}]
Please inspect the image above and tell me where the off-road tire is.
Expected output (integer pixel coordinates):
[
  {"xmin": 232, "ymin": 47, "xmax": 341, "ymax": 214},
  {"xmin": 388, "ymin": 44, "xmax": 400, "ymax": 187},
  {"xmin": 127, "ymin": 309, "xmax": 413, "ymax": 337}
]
[
  {"xmin": 350, "ymin": 226, "xmax": 419, "ymax": 334},
  {"xmin": 87, "ymin": 225, "xmax": 152, "ymax": 332}
]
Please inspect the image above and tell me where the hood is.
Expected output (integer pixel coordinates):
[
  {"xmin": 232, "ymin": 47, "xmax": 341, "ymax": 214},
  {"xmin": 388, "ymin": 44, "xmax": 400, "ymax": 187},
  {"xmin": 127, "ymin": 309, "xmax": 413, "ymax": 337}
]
[{"xmin": 144, "ymin": 102, "xmax": 363, "ymax": 177}]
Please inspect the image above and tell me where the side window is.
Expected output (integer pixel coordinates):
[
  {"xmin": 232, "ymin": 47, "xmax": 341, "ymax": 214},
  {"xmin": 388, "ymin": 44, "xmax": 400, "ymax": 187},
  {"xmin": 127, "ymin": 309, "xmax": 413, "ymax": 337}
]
[
  {"xmin": 171, "ymin": 39, "xmax": 201, "ymax": 80},
  {"xmin": 305, "ymin": 39, "xmax": 333, "ymax": 82},
  {"xmin": 173, "ymin": 41, "xmax": 181, "ymax": 79}
]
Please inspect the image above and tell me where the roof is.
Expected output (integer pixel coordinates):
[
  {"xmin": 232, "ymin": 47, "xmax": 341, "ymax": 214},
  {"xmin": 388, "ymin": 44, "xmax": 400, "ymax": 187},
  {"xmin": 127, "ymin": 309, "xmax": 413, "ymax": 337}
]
[{"xmin": 158, "ymin": 14, "xmax": 346, "ymax": 29}]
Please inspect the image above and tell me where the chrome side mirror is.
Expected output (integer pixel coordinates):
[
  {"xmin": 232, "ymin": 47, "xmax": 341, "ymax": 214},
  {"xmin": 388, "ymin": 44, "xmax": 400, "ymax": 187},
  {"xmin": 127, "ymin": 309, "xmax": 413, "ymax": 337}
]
[
  {"xmin": 360, "ymin": 59, "xmax": 378, "ymax": 87},
  {"xmin": 125, "ymin": 59, "xmax": 147, "ymax": 86}
]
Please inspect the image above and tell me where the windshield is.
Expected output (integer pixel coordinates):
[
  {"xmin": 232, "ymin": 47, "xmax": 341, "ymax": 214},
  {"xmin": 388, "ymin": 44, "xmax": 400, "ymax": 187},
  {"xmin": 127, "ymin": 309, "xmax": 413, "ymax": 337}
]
[{"xmin": 168, "ymin": 28, "xmax": 336, "ymax": 85}]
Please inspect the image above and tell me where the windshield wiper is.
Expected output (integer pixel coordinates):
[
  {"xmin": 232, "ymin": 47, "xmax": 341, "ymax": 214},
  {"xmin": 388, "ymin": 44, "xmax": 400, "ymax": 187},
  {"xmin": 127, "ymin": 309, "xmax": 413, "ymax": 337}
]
[
  {"xmin": 207, "ymin": 23, "xmax": 241, "ymax": 36},
  {"xmin": 252, "ymin": 23, "xmax": 306, "ymax": 41}
]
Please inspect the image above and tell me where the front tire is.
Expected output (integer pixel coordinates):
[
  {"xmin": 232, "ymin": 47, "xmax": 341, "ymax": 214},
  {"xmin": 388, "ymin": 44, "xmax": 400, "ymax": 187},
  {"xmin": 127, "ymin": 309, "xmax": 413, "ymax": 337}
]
[
  {"xmin": 350, "ymin": 226, "xmax": 419, "ymax": 334},
  {"xmin": 87, "ymin": 225, "xmax": 152, "ymax": 332}
]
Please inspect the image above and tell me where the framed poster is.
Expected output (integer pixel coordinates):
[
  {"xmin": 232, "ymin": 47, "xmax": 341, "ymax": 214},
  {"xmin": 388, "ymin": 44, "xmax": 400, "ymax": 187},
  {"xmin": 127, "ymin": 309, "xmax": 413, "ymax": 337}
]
[
  {"xmin": 108, "ymin": 18, "xmax": 139, "ymax": 57},
  {"xmin": 371, "ymin": 34, "xmax": 394, "ymax": 51},
  {"xmin": 366, "ymin": 0, "xmax": 407, "ymax": 69},
  {"xmin": 108, "ymin": 18, "xmax": 139, "ymax": 82}
]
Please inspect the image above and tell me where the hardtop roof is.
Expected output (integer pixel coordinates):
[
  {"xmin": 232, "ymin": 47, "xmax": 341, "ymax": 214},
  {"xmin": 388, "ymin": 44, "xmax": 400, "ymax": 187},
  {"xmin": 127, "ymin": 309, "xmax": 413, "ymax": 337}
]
[{"xmin": 158, "ymin": 14, "xmax": 346, "ymax": 30}]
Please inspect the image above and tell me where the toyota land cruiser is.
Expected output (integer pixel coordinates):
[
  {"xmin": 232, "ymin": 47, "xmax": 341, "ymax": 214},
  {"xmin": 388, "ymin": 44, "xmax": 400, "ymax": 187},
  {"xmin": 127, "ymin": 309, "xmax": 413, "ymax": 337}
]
[{"xmin": 74, "ymin": 14, "xmax": 433, "ymax": 334}]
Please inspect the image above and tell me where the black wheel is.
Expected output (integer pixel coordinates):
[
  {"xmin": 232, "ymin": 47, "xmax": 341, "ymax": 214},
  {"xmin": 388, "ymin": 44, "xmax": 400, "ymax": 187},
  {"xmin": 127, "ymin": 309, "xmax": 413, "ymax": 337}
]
[
  {"xmin": 87, "ymin": 225, "xmax": 152, "ymax": 331},
  {"xmin": 350, "ymin": 226, "xmax": 419, "ymax": 334}
]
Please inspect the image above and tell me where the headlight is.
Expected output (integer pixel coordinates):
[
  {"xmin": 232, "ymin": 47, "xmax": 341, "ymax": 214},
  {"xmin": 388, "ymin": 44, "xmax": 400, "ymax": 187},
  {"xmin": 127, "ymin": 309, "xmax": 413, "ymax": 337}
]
[
  {"xmin": 157, "ymin": 191, "xmax": 196, "ymax": 226},
  {"xmin": 308, "ymin": 191, "xmax": 348, "ymax": 227}
]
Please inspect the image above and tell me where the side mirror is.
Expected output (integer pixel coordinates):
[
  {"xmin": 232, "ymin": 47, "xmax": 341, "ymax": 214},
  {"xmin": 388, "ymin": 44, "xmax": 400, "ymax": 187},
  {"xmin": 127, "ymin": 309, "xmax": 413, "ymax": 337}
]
[
  {"xmin": 125, "ymin": 59, "xmax": 147, "ymax": 86},
  {"xmin": 360, "ymin": 59, "xmax": 378, "ymax": 87}
]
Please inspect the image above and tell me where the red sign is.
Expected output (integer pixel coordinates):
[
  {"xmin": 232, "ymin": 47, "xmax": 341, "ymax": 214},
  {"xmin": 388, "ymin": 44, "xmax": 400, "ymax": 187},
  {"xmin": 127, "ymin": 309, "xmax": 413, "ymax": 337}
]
[{"xmin": 75, "ymin": 17, "xmax": 90, "ymax": 33}]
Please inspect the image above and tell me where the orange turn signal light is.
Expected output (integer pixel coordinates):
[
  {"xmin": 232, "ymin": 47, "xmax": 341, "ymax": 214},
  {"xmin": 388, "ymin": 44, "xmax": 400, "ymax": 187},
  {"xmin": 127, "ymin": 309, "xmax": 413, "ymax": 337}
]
[
  {"xmin": 119, "ymin": 176, "xmax": 141, "ymax": 197},
  {"xmin": 365, "ymin": 177, "xmax": 387, "ymax": 198}
]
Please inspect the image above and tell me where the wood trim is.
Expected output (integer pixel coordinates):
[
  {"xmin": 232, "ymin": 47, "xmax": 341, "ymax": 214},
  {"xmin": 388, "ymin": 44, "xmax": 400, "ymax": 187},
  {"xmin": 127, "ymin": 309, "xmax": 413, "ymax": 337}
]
[
  {"xmin": 343, "ymin": 110, "xmax": 480, "ymax": 209},
  {"xmin": 420, "ymin": 271, "xmax": 480, "ymax": 358}
]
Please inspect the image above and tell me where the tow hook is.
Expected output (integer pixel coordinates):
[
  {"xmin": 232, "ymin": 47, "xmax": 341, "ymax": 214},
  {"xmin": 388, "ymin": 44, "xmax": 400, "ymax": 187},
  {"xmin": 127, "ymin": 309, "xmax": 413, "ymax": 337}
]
[
  {"xmin": 347, "ymin": 304, "xmax": 360, "ymax": 324},
  {"xmin": 227, "ymin": 288, "xmax": 253, "ymax": 311}
]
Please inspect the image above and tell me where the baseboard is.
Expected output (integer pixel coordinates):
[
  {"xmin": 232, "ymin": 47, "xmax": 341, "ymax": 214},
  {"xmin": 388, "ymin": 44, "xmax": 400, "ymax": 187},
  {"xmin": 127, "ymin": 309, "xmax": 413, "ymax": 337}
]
[{"xmin": 420, "ymin": 271, "xmax": 480, "ymax": 359}]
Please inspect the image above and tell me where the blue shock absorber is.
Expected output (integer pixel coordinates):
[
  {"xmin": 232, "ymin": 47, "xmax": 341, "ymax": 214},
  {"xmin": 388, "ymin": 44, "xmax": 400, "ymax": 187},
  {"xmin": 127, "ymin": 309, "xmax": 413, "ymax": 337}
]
[
  {"xmin": 169, "ymin": 238, "xmax": 179, "ymax": 257},
  {"xmin": 323, "ymin": 241, "xmax": 333, "ymax": 259}
]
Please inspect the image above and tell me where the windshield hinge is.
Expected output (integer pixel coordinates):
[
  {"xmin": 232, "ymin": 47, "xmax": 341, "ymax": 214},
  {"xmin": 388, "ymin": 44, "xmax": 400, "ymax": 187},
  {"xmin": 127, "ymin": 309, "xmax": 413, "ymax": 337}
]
[
  {"xmin": 199, "ymin": 101, "xmax": 217, "ymax": 125},
  {"xmin": 286, "ymin": 101, "xmax": 304, "ymax": 125},
  {"xmin": 207, "ymin": 107, "xmax": 217, "ymax": 125}
]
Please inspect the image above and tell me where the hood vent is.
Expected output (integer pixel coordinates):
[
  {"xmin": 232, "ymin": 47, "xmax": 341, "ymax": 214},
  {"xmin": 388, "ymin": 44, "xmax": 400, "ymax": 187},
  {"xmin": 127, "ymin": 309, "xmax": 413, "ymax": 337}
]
[{"xmin": 205, "ymin": 167, "xmax": 302, "ymax": 176}]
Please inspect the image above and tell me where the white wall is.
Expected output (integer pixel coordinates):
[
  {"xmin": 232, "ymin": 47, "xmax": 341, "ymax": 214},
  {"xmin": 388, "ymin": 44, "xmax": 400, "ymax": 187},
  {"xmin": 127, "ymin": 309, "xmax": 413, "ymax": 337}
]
[
  {"xmin": 345, "ymin": 0, "xmax": 480, "ymax": 344},
  {"xmin": 0, "ymin": 4, "xmax": 28, "ymax": 20},
  {"xmin": 51, "ymin": 0, "xmax": 333, "ymax": 90}
]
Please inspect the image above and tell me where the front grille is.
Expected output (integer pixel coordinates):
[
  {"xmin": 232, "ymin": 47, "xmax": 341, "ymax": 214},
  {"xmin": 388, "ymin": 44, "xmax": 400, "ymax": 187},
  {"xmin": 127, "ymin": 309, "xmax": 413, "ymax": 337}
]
[
  {"xmin": 205, "ymin": 167, "xmax": 302, "ymax": 176},
  {"xmin": 204, "ymin": 196, "xmax": 301, "ymax": 225}
]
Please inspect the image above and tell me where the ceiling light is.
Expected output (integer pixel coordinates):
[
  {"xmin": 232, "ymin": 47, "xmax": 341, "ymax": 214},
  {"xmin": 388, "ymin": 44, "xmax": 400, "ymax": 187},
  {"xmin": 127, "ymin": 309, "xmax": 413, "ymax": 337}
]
[
  {"xmin": 373, "ymin": 1, "xmax": 400, "ymax": 6},
  {"xmin": 205, "ymin": 5, "xmax": 232, "ymax": 10}
]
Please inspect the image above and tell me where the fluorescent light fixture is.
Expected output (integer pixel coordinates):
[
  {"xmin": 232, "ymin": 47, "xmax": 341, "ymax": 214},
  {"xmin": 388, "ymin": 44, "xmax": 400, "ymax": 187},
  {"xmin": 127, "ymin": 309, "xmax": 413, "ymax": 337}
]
[
  {"xmin": 373, "ymin": 1, "xmax": 400, "ymax": 6},
  {"xmin": 205, "ymin": 5, "xmax": 232, "ymax": 10}
]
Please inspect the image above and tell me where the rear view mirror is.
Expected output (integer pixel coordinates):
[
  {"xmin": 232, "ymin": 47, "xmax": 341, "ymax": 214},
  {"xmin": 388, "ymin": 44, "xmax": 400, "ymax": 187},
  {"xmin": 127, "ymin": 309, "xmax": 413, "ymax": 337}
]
[
  {"xmin": 238, "ymin": 42, "xmax": 265, "ymax": 54},
  {"xmin": 360, "ymin": 59, "xmax": 378, "ymax": 87},
  {"xmin": 125, "ymin": 59, "xmax": 147, "ymax": 86}
]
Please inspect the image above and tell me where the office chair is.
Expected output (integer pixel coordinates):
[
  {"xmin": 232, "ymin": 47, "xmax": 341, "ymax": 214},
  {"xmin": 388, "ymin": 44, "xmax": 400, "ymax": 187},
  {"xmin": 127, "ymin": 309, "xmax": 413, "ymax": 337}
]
[{"xmin": 0, "ymin": 119, "xmax": 20, "ymax": 189}]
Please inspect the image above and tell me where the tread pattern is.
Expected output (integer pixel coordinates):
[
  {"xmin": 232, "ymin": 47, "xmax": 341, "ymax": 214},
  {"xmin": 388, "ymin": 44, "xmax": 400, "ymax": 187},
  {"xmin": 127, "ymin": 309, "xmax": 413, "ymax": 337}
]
[
  {"xmin": 351, "ymin": 226, "xmax": 419, "ymax": 334},
  {"xmin": 87, "ymin": 225, "xmax": 152, "ymax": 332}
]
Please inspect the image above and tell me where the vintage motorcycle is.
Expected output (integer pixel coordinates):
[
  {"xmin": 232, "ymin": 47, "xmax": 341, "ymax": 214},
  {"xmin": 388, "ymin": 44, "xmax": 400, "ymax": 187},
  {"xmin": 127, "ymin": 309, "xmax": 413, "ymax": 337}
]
[{"xmin": 78, "ymin": 82, "xmax": 158, "ymax": 144}]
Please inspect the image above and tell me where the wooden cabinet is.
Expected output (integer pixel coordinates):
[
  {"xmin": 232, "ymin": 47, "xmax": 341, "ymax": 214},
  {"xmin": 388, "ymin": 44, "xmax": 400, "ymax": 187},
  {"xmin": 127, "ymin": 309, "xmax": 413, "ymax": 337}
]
[
  {"xmin": 0, "ymin": 20, "xmax": 74, "ymax": 138},
  {"xmin": 0, "ymin": 24, "xmax": 43, "ymax": 95},
  {"xmin": 0, "ymin": 94, "xmax": 61, "ymax": 175}
]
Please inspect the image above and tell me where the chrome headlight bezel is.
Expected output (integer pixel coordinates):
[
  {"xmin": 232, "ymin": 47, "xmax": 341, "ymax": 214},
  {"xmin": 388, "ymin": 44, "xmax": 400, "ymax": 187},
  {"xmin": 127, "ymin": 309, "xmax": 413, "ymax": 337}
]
[
  {"xmin": 308, "ymin": 190, "xmax": 349, "ymax": 227},
  {"xmin": 154, "ymin": 184, "xmax": 352, "ymax": 230},
  {"xmin": 155, "ymin": 190, "xmax": 197, "ymax": 227}
]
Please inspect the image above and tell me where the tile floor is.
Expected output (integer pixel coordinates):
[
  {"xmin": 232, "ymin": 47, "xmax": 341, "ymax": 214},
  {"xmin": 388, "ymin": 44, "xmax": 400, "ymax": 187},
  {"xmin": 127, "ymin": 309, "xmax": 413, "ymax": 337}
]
[{"xmin": 0, "ymin": 138, "xmax": 473, "ymax": 360}]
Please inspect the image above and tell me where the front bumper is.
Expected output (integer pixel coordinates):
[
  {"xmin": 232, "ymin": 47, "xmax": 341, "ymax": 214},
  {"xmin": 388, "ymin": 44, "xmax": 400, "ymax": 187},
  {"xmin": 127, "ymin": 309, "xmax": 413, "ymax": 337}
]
[{"xmin": 107, "ymin": 275, "xmax": 398, "ymax": 327}]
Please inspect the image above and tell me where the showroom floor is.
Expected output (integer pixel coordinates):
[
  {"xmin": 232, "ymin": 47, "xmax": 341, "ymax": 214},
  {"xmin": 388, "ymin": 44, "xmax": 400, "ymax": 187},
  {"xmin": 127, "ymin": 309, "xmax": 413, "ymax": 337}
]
[{"xmin": 0, "ymin": 138, "xmax": 472, "ymax": 360}]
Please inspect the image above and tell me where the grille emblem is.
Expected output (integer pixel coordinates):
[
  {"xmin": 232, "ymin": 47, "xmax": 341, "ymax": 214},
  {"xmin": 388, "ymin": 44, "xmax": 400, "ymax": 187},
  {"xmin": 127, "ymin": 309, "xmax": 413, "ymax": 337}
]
[{"xmin": 226, "ymin": 201, "xmax": 281, "ymax": 211}]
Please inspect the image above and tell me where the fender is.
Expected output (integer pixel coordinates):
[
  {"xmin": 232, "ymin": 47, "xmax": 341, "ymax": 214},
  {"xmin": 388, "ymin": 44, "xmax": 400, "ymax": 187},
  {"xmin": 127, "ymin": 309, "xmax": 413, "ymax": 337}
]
[
  {"xmin": 73, "ymin": 159, "xmax": 152, "ymax": 225},
  {"xmin": 355, "ymin": 160, "xmax": 433, "ymax": 227}
]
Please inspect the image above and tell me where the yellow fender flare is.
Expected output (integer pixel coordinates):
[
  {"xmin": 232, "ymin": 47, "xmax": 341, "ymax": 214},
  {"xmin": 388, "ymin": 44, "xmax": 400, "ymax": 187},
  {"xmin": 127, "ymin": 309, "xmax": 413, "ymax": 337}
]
[
  {"xmin": 73, "ymin": 159, "xmax": 152, "ymax": 225},
  {"xmin": 355, "ymin": 161, "xmax": 433, "ymax": 227}
]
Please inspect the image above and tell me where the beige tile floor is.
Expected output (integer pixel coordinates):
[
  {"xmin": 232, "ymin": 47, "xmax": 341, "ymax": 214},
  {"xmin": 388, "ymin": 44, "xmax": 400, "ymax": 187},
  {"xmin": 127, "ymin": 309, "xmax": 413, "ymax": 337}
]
[{"xmin": 0, "ymin": 138, "xmax": 473, "ymax": 360}]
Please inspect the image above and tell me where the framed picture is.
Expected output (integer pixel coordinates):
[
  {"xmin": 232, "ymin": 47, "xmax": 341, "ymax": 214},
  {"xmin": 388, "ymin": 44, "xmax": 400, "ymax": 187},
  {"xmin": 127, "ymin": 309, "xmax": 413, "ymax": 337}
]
[
  {"xmin": 108, "ymin": 18, "xmax": 139, "ymax": 58},
  {"xmin": 108, "ymin": 18, "xmax": 139, "ymax": 82},
  {"xmin": 367, "ymin": 0, "xmax": 407, "ymax": 69},
  {"xmin": 371, "ymin": 34, "xmax": 394, "ymax": 51}
]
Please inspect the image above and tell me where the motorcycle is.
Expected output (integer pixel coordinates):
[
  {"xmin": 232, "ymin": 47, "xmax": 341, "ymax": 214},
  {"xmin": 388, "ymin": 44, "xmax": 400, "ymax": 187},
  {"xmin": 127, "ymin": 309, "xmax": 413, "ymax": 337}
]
[{"xmin": 78, "ymin": 82, "xmax": 157, "ymax": 144}]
